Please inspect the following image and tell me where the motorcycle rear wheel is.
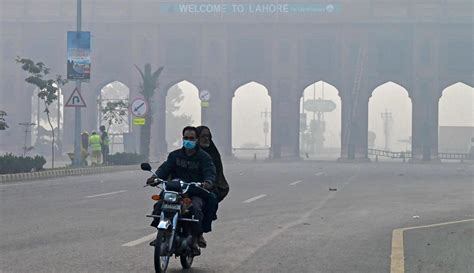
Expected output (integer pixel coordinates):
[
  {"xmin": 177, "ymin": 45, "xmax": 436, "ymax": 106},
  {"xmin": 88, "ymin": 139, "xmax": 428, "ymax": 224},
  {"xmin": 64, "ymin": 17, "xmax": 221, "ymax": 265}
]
[
  {"xmin": 154, "ymin": 230, "xmax": 171, "ymax": 273},
  {"xmin": 180, "ymin": 255, "xmax": 194, "ymax": 269}
]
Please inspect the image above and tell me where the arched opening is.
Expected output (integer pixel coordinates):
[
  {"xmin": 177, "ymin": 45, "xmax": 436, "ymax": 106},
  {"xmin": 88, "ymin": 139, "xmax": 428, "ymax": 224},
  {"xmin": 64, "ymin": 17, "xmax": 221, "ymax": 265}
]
[
  {"xmin": 30, "ymin": 86, "xmax": 64, "ymax": 157},
  {"xmin": 368, "ymin": 82, "xmax": 412, "ymax": 153},
  {"xmin": 232, "ymin": 82, "xmax": 271, "ymax": 159},
  {"xmin": 438, "ymin": 82, "xmax": 474, "ymax": 153},
  {"xmin": 98, "ymin": 81, "xmax": 130, "ymax": 154},
  {"xmin": 166, "ymin": 81, "xmax": 201, "ymax": 151},
  {"xmin": 300, "ymin": 81, "xmax": 341, "ymax": 159}
]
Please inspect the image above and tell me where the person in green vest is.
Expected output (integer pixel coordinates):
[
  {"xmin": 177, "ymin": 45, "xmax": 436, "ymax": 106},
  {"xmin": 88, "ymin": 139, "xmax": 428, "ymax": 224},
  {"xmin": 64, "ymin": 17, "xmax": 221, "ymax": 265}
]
[
  {"xmin": 89, "ymin": 131, "xmax": 102, "ymax": 165},
  {"xmin": 99, "ymin": 125, "xmax": 110, "ymax": 164}
]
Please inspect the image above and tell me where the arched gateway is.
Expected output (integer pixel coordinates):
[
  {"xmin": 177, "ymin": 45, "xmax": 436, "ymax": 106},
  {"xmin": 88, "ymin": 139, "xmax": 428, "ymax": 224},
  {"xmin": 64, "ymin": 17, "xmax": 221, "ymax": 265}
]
[{"xmin": 1, "ymin": 1, "xmax": 472, "ymax": 161}]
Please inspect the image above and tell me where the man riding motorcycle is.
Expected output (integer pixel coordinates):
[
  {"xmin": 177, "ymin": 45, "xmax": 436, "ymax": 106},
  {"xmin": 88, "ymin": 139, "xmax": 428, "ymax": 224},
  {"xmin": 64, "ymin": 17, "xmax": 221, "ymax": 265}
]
[{"xmin": 147, "ymin": 126, "xmax": 216, "ymax": 252}]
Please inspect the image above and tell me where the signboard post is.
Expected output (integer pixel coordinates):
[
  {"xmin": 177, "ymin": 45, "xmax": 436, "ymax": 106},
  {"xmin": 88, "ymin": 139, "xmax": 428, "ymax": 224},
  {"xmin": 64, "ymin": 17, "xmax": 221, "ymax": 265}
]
[
  {"xmin": 199, "ymin": 90, "xmax": 211, "ymax": 108},
  {"xmin": 67, "ymin": 0, "xmax": 90, "ymax": 166}
]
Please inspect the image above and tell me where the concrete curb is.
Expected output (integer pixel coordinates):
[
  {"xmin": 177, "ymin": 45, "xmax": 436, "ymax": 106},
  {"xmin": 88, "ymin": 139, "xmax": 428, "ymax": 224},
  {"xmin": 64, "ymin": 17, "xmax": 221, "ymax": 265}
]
[{"xmin": 0, "ymin": 165, "xmax": 139, "ymax": 183}]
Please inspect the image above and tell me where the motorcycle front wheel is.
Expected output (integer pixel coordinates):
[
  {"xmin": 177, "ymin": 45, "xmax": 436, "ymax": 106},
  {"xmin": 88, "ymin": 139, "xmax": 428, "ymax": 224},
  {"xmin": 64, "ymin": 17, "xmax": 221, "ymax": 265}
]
[
  {"xmin": 154, "ymin": 230, "xmax": 171, "ymax": 273},
  {"xmin": 180, "ymin": 255, "xmax": 194, "ymax": 269}
]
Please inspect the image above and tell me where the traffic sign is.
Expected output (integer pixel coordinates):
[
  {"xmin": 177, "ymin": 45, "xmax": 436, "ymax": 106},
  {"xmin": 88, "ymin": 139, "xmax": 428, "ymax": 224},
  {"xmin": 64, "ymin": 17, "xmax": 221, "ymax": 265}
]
[
  {"xmin": 133, "ymin": 118, "xmax": 146, "ymax": 125},
  {"xmin": 130, "ymin": 98, "xmax": 148, "ymax": 117},
  {"xmin": 304, "ymin": 99, "xmax": 336, "ymax": 113},
  {"xmin": 199, "ymin": 90, "xmax": 211, "ymax": 102},
  {"xmin": 201, "ymin": 101, "xmax": 209, "ymax": 108},
  {"xmin": 65, "ymin": 88, "xmax": 86, "ymax": 107}
]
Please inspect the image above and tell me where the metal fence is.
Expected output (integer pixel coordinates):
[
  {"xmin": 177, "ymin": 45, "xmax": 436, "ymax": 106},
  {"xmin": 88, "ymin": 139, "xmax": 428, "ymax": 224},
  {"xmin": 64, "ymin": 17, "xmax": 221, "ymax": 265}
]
[{"xmin": 368, "ymin": 149, "xmax": 471, "ymax": 161}]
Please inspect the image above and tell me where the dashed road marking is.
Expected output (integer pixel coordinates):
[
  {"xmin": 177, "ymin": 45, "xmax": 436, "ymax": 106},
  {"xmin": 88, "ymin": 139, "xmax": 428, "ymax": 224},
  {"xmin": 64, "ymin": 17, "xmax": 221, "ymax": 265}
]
[
  {"xmin": 289, "ymin": 180, "xmax": 303, "ymax": 186},
  {"xmin": 390, "ymin": 218, "xmax": 474, "ymax": 273},
  {"xmin": 122, "ymin": 232, "xmax": 157, "ymax": 247},
  {"xmin": 315, "ymin": 172, "xmax": 324, "ymax": 176},
  {"xmin": 85, "ymin": 190, "xmax": 127, "ymax": 199},
  {"xmin": 243, "ymin": 194, "xmax": 267, "ymax": 203}
]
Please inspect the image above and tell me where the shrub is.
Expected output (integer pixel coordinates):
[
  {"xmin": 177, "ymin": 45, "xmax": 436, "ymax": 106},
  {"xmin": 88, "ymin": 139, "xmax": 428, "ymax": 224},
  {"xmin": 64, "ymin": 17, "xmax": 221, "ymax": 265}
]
[
  {"xmin": 0, "ymin": 153, "xmax": 47, "ymax": 174},
  {"xmin": 107, "ymin": 152, "xmax": 146, "ymax": 166}
]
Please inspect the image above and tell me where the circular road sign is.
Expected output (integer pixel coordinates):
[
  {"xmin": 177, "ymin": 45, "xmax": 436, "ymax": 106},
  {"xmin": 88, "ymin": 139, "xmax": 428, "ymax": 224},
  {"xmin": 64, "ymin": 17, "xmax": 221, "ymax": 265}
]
[
  {"xmin": 130, "ymin": 98, "xmax": 148, "ymax": 117},
  {"xmin": 199, "ymin": 90, "xmax": 211, "ymax": 102}
]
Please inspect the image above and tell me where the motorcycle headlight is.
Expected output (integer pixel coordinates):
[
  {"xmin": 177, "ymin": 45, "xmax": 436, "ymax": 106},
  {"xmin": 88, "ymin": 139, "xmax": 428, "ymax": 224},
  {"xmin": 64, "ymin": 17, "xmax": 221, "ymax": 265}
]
[{"xmin": 163, "ymin": 192, "xmax": 178, "ymax": 203}]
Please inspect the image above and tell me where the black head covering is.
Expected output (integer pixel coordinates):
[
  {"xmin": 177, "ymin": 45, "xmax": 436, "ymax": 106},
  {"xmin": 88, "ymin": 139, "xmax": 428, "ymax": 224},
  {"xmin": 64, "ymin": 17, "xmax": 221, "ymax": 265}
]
[
  {"xmin": 196, "ymin": 126, "xmax": 222, "ymax": 175},
  {"xmin": 197, "ymin": 126, "xmax": 230, "ymax": 202}
]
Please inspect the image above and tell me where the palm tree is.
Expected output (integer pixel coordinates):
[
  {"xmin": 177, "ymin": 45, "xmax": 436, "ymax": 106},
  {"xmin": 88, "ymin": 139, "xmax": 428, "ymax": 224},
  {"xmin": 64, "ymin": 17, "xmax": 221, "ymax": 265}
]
[{"xmin": 135, "ymin": 64, "xmax": 164, "ymax": 160}]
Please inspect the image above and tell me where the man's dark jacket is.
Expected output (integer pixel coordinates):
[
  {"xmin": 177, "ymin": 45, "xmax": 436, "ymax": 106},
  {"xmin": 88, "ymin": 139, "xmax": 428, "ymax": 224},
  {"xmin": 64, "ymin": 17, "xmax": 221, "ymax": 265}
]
[{"xmin": 155, "ymin": 147, "xmax": 216, "ymax": 184}]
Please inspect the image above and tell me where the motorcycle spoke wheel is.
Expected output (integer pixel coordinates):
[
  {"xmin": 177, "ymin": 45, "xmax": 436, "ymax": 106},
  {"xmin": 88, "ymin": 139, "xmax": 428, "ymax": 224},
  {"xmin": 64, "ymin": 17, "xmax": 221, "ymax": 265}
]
[{"xmin": 154, "ymin": 230, "xmax": 171, "ymax": 273}]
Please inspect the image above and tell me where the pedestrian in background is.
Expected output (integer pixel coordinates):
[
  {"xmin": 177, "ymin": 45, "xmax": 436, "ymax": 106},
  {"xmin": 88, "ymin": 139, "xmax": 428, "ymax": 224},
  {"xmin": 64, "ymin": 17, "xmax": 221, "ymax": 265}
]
[
  {"xmin": 89, "ymin": 131, "xmax": 101, "ymax": 165},
  {"xmin": 99, "ymin": 125, "xmax": 110, "ymax": 164},
  {"xmin": 80, "ymin": 131, "xmax": 89, "ymax": 166}
]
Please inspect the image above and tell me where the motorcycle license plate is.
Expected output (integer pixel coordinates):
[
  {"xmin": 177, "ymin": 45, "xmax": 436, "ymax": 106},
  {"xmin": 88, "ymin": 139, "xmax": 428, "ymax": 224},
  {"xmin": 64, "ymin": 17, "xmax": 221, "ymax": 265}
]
[{"xmin": 162, "ymin": 203, "xmax": 181, "ymax": 211}]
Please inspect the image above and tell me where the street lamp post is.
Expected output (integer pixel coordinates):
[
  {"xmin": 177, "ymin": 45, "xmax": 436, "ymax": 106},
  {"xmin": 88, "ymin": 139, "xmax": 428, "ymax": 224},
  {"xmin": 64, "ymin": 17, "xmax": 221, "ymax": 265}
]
[{"xmin": 73, "ymin": 0, "xmax": 82, "ymax": 166}]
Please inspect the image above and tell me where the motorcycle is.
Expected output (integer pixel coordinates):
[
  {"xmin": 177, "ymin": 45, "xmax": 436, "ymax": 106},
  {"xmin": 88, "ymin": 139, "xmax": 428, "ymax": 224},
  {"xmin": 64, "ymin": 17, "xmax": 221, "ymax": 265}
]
[{"xmin": 141, "ymin": 163, "xmax": 208, "ymax": 273}]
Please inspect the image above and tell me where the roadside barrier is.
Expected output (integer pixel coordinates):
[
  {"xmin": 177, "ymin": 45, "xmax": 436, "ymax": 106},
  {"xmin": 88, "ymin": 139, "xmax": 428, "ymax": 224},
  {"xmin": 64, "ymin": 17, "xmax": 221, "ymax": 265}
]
[{"xmin": 0, "ymin": 165, "xmax": 139, "ymax": 183}]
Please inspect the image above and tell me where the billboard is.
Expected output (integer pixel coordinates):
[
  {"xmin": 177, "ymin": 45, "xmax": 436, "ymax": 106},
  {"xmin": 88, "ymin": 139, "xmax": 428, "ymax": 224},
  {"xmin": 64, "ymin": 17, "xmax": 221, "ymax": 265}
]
[{"xmin": 67, "ymin": 31, "xmax": 91, "ymax": 80}]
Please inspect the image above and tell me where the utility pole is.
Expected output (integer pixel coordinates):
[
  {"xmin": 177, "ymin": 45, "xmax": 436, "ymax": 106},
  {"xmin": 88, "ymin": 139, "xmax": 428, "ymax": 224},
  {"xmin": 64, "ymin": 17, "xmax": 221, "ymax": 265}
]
[
  {"xmin": 57, "ymin": 88, "xmax": 62, "ymax": 155},
  {"xmin": 19, "ymin": 122, "xmax": 36, "ymax": 156},
  {"xmin": 73, "ymin": 0, "xmax": 82, "ymax": 166},
  {"xmin": 381, "ymin": 110, "xmax": 393, "ymax": 151},
  {"xmin": 260, "ymin": 108, "xmax": 271, "ymax": 147}
]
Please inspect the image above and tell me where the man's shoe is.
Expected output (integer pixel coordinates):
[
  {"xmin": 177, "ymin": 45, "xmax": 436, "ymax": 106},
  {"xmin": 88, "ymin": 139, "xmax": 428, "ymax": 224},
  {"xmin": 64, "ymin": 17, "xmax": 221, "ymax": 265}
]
[
  {"xmin": 198, "ymin": 235, "xmax": 207, "ymax": 248},
  {"xmin": 149, "ymin": 239, "xmax": 156, "ymax": 246},
  {"xmin": 190, "ymin": 237, "xmax": 201, "ymax": 255}
]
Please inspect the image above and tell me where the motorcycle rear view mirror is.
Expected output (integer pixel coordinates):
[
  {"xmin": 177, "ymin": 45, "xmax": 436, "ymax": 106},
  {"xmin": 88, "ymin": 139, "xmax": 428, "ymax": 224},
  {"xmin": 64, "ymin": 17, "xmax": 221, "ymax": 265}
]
[{"xmin": 140, "ymin": 163, "xmax": 152, "ymax": 171}]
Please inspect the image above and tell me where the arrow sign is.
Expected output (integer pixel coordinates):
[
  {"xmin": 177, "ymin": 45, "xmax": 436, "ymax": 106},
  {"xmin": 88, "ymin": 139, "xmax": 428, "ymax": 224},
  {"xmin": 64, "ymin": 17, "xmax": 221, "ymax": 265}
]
[
  {"xmin": 130, "ymin": 98, "xmax": 148, "ymax": 117},
  {"xmin": 199, "ymin": 90, "xmax": 211, "ymax": 102},
  {"xmin": 65, "ymin": 88, "xmax": 86, "ymax": 107}
]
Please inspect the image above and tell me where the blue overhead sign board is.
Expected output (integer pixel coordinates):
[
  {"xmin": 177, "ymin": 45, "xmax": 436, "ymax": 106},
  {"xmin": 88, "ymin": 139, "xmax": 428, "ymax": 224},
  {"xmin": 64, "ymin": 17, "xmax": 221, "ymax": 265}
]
[
  {"xmin": 160, "ymin": 3, "xmax": 341, "ymax": 14},
  {"xmin": 67, "ymin": 31, "xmax": 91, "ymax": 80}
]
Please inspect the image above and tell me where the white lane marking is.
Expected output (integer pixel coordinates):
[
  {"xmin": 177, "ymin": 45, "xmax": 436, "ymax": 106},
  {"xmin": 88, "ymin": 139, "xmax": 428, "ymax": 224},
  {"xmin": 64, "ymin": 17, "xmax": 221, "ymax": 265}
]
[
  {"xmin": 228, "ymin": 166, "xmax": 361, "ymax": 272},
  {"xmin": 243, "ymin": 194, "xmax": 267, "ymax": 203},
  {"xmin": 289, "ymin": 180, "xmax": 303, "ymax": 186},
  {"xmin": 315, "ymin": 172, "xmax": 324, "ymax": 176},
  {"xmin": 85, "ymin": 190, "xmax": 127, "ymax": 199},
  {"xmin": 122, "ymin": 232, "xmax": 157, "ymax": 247},
  {"xmin": 390, "ymin": 218, "xmax": 474, "ymax": 273}
]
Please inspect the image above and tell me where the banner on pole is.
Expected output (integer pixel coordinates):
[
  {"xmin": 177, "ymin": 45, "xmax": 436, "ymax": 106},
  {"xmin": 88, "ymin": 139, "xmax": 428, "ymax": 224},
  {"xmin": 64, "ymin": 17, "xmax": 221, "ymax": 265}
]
[{"xmin": 67, "ymin": 31, "xmax": 91, "ymax": 80}]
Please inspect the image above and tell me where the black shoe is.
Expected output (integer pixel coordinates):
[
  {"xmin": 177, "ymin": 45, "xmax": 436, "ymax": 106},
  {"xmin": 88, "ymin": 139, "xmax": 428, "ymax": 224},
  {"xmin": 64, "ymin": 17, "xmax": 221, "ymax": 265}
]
[
  {"xmin": 198, "ymin": 235, "xmax": 207, "ymax": 248},
  {"xmin": 149, "ymin": 239, "xmax": 156, "ymax": 246},
  {"xmin": 190, "ymin": 237, "xmax": 201, "ymax": 255}
]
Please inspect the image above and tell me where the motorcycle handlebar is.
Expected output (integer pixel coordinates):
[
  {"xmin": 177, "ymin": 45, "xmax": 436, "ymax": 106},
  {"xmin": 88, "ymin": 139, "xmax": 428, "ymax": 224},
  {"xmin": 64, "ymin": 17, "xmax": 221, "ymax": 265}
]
[{"xmin": 145, "ymin": 179, "xmax": 203, "ymax": 189}]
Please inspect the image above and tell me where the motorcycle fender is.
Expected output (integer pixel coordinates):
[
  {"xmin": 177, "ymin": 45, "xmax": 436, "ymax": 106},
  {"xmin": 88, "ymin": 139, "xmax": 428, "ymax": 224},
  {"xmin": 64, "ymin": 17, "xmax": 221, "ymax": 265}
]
[{"xmin": 158, "ymin": 219, "xmax": 171, "ymax": 230}]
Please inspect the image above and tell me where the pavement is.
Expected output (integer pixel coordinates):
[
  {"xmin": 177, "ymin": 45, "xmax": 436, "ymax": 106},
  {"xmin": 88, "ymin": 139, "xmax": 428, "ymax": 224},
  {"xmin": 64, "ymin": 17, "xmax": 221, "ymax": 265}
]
[
  {"xmin": 404, "ymin": 220, "xmax": 473, "ymax": 273},
  {"xmin": 1, "ymin": 161, "xmax": 472, "ymax": 273}
]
